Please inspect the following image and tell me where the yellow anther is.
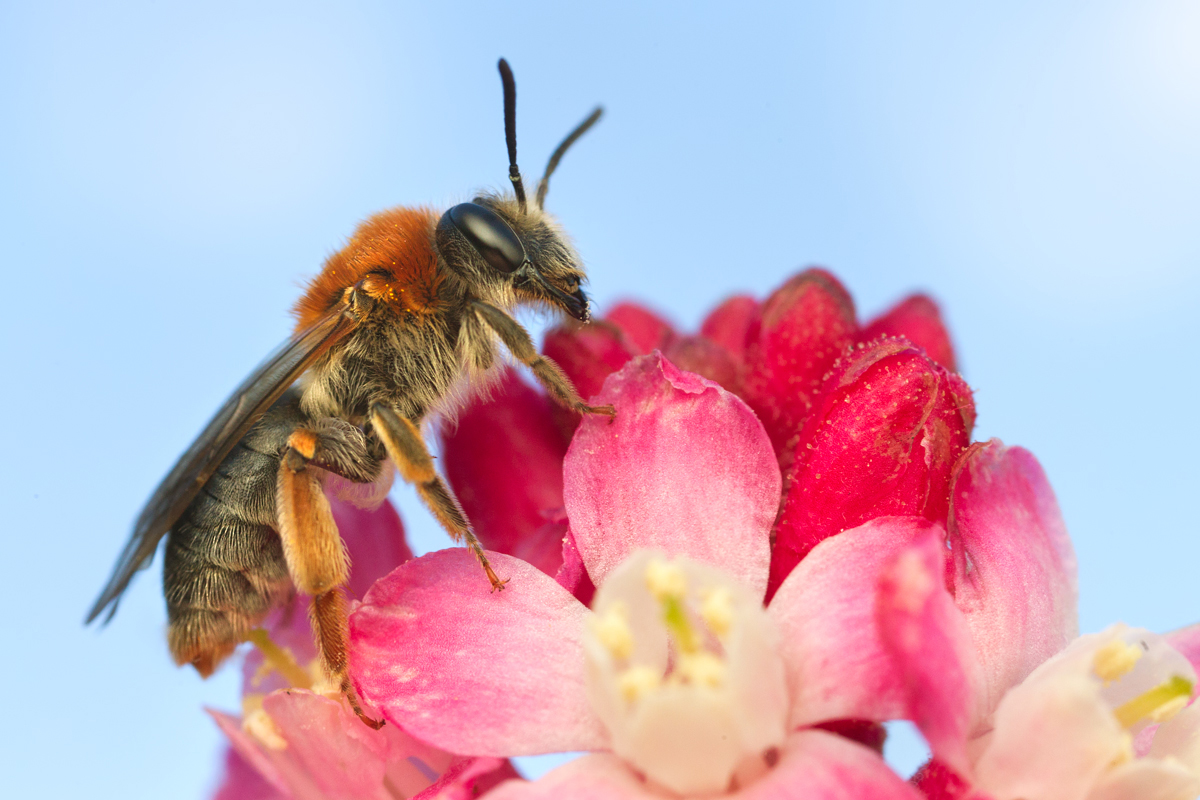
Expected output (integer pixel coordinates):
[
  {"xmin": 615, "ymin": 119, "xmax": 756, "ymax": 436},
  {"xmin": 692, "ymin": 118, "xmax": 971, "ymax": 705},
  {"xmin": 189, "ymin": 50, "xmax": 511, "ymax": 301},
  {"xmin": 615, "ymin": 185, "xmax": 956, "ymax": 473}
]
[
  {"xmin": 1093, "ymin": 639, "xmax": 1143, "ymax": 683},
  {"xmin": 243, "ymin": 707, "xmax": 288, "ymax": 751},
  {"xmin": 619, "ymin": 666, "xmax": 662, "ymax": 703},
  {"xmin": 1150, "ymin": 695, "xmax": 1190, "ymax": 724},
  {"xmin": 701, "ymin": 586, "xmax": 735, "ymax": 638},
  {"xmin": 1113, "ymin": 675, "xmax": 1195, "ymax": 729},
  {"xmin": 646, "ymin": 559, "xmax": 688, "ymax": 601},
  {"xmin": 662, "ymin": 594, "xmax": 700, "ymax": 653},
  {"xmin": 678, "ymin": 652, "xmax": 727, "ymax": 688},
  {"xmin": 595, "ymin": 603, "xmax": 635, "ymax": 661}
]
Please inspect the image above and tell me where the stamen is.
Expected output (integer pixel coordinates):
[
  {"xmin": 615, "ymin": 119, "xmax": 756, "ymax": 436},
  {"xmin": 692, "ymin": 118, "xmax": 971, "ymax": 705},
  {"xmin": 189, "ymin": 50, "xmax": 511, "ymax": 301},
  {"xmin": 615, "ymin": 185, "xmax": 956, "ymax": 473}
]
[
  {"xmin": 646, "ymin": 559, "xmax": 687, "ymax": 601},
  {"xmin": 1093, "ymin": 639, "xmax": 1143, "ymax": 683},
  {"xmin": 1113, "ymin": 675, "xmax": 1194, "ymax": 728},
  {"xmin": 595, "ymin": 603, "xmax": 635, "ymax": 660},
  {"xmin": 243, "ymin": 706, "xmax": 288, "ymax": 751},
  {"xmin": 619, "ymin": 666, "xmax": 662, "ymax": 703},
  {"xmin": 677, "ymin": 652, "xmax": 727, "ymax": 688},
  {"xmin": 661, "ymin": 594, "xmax": 699, "ymax": 653},
  {"xmin": 701, "ymin": 587, "xmax": 734, "ymax": 638},
  {"xmin": 246, "ymin": 628, "xmax": 314, "ymax": 690}
]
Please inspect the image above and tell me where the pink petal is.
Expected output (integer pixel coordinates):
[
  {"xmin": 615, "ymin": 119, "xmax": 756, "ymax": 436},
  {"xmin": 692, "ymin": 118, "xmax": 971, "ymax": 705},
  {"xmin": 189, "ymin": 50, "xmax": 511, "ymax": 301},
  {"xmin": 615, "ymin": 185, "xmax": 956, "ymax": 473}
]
[
  {"xmin": 555, "ymin": 526, "xmax": 596, "ymax": 606},
  {"xmin": 770, "ymin": 516, "xmax": 976, "ymax": 761},
  {"xmin": 860, "ymin": 294, "xmax": 958, "ymax": 373},
  {"xmin": 876, "ymin": 527, "xmax": 975, "ymax": 774},
  {"xmin": 663, "ymin": 334, "xmax": 741, "ymax": 393},
  {"xmin": 605, "ymin": 301, "xmax": 676, "ymax": 353},
  {"xmin": 1165, "ymin": 623, "xmax": 1200, "ymax": 675},
  {"xmin": 543, "ymin": 321, "xmax": 639, "ymax": 402},
  {"xmin": 411, "ymin": 757, "xmax": 521, "ymax": 800},
  {"xmin": 768, "ymin": 340, "xmax": 974, "ymax": 598},
  {"xmin": 348, "ymin": 549, "xmax": 606, "ymax": 756},
  {"xmin": 440, "ymin": 369, "xmax": 570, "ymax": 574},
  {"xmin": 701, "ymin": 294, "xmax": 759, "ymax": 359},
  {"xmin": 212, "ymin": 747, "xmax": 289, "ymax": 800},
  {"xmin": 332, "ymin": 496, "xmax": 414, "ymax": 601},
  {"xmin": 742, "ymin": 269, "xmax": 857, "ymax": 457},
  {"xmin": 564, "ymin": 353, "xmax": 780, "ymax": 599},
  {"xmin": 947, "ymin": 440, "xmax": 1078, "ymax": 728},
  {"xmin": 486, "ymin": 731, "xmax": 925, "ymax": 800}
]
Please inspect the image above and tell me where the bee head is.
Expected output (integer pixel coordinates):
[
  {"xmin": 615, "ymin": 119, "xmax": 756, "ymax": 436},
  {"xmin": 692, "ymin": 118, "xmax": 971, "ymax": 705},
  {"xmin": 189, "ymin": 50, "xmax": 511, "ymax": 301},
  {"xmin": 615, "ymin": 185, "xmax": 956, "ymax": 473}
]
[{"xmin": 433, "ymin": 58, "xmax": 601, "ymax": 323}]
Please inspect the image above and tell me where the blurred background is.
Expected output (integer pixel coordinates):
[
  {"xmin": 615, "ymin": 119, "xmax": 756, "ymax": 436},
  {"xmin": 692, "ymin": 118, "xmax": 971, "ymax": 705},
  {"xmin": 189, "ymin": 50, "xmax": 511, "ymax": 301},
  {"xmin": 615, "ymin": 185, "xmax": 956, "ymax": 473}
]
[{"xmin": 2, "ymin": 1, "xmax": 1198, "ymax": 796}]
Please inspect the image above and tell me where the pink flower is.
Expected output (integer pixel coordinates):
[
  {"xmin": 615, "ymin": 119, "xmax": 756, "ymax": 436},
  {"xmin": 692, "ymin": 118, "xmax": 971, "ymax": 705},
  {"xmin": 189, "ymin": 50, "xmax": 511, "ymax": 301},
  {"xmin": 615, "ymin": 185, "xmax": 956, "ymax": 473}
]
[
  {"xmin": 346, "ymin": 353, "xmax": 1045, "ymax": 798},
  {"xmin": 914, "ymin": 625, "xmax": 1200, "ymax": 800},
  {"xmin": 209, "ymin": 496, "xmax": 518, "ymax": 800}
]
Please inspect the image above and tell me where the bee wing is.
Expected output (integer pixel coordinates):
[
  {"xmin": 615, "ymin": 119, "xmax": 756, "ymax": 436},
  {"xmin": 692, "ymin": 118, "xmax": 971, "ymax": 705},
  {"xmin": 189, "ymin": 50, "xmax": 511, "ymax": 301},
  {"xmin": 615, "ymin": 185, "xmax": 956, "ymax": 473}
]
[{"xmin": 86, "ymin": 308, "xmax": 356, "ymax": 624}]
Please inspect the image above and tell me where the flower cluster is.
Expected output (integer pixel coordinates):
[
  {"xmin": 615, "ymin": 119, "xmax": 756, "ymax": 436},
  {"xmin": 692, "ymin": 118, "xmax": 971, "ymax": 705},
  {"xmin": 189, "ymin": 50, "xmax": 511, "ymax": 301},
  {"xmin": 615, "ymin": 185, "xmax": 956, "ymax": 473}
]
[{"xmin": 210, "ymin": 269, "xmax": 1200, "ymax": 800}]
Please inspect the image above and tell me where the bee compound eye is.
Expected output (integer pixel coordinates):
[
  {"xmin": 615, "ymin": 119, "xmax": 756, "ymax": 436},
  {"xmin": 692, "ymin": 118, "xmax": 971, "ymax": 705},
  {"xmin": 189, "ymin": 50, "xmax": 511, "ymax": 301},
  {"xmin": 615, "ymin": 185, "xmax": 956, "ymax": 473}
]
[{"xmin": 445, "ymin": 202, "xmax": 527, "ymax": 274}]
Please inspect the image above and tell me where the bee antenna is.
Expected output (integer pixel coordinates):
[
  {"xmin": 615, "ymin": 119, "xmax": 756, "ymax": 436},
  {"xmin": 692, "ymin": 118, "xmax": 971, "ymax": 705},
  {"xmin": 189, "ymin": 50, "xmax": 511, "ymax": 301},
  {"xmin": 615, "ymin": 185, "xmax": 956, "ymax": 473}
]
[
  {"xmin": 536, "ymin": 106, "xmax": 603, "ymax": 209},
  {"xmin": 497, "ymin": 58, "xmax": 527, "ymax": 212}
]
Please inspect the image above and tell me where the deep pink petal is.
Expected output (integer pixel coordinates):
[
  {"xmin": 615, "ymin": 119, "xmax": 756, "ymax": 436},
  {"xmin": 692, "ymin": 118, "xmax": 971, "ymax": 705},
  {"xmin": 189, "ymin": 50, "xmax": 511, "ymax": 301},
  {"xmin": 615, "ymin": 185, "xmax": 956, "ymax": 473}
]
[
  {"xmin": 212, "ymin": 747, "xmax": 288, "ymax": 800},
  {"xmin": 543, "ymin": 321, "xmax": 639, "ymax": 402},
  {"xmin": 411, "ymin": 757, "xmax": 520, "ymax": 800},
  {"xmin": 663, "ymin": 334, "xmax": 741, "ymax": 393},
  {"xmin": 742, "ymin": 269, "xmax": 857, "ymax": 457},
  {"xmin": 860, "ymin": 294, "xmax": 958, "ymax": 373},
  {"xmin": 210, "ymin": 711, "xmax": 295, "ymax": 799},
  {"xmin": 441, "ymin": 369, "xmax": 569, "ymax": 573},
  {"xmin": 605, "ymin": 301, "xmax": 676, "ymax": 353},
  {"xmin": 564, "ymin": 353, "xmax": 779, "ymax": 598},
  {"xmin": 947, "ymin": 440, "xmax": 1078, "ymax": 727},
  {"xmin": 771, "ymin": 516, "xmax": 976, "ymax": 756},
  {"xmin": 331, "ymin": 496, "xmax": 414, "ymax": 601},
  {"xmin": 768, "ymin": 339, "xmax": 973, "ymax": 598},
  {"xmin": 876, "ymin": 527, "xmax": 975, "ymax": 774},
  {"xmin": 911, "ymin": 759, "xmax": 994, "ymax": 800},
  {"xmin": 348, "ymin": 549, "xmax": 606, "ymax": 755},
  {"xmin": 487, "ymin": 731, "xmax": 924, "ymax": 800},
  {"xmin": 701, "ymin": 294, "xmax": 759, "ymax": 359},
  {"xmin": 555, "ymin": 526, "xmax": 596, "ymax": 606}
]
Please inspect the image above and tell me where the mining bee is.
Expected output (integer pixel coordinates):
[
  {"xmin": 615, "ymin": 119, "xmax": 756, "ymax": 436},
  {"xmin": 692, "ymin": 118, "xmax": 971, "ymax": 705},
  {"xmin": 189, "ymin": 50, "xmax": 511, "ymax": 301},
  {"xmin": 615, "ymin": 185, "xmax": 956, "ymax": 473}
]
[{"xmin": 88, "ymin": 59, "xmax": 611, "ymax": 727}]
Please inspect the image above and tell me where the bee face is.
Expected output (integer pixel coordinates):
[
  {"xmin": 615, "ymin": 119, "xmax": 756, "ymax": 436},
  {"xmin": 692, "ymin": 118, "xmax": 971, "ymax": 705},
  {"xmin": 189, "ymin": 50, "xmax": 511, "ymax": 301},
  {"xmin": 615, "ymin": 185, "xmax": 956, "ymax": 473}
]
[{"xmin": 435, "ymin": 195, "xmax": 590, "ymax": 322}]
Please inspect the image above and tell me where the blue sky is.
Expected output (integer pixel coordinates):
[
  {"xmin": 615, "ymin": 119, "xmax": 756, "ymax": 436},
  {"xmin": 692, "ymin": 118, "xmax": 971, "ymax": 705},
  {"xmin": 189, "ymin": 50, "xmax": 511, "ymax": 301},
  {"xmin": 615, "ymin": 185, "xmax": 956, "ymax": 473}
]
[{"xmin": 2, "ymin": 2, "xmax": 1198, "ymax": 797}]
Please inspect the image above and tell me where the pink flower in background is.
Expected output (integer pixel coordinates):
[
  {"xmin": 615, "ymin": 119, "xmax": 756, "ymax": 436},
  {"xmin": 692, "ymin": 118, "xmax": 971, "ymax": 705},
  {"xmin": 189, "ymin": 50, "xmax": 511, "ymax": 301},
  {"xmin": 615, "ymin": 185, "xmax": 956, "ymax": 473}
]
[{"xmin": 209, "ymin": 497, "xmax": 518, "ymax": 800}]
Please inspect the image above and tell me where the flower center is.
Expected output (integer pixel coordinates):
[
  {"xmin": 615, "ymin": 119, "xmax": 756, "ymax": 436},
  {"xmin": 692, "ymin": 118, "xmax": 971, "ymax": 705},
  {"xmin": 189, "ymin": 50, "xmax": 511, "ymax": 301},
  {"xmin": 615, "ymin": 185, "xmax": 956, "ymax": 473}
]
[
  {"xmin": 1091, "ymin": 633, "xmax": 1195, "ymax": 731},
  {"xmin": 583, "ymin": 551, "xmax": 787, "ymax": 796}
]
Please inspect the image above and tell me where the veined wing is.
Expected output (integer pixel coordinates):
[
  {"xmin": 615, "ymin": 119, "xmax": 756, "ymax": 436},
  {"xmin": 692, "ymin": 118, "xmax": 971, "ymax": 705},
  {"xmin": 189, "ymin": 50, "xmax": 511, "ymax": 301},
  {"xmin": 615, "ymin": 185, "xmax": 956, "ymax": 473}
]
[{"xmin": 86, "ymin": 308, "xmax": 356, "ymax": 624}]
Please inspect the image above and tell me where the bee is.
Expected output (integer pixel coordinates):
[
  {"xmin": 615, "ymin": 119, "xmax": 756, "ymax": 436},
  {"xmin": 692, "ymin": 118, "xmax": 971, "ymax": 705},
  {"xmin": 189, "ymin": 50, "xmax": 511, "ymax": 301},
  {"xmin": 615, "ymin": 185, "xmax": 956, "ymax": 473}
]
[{"xmin": 87, "ymin": 59, "xmax": 612, "ymax": 727}]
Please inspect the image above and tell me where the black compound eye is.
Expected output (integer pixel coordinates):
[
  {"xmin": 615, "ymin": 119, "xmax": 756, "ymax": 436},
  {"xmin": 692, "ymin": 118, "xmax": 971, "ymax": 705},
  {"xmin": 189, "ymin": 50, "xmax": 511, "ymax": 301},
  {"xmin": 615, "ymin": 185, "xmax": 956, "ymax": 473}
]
[{"xmin": 446, "ymin": 202, "xmax": 527, "ymax": 274}]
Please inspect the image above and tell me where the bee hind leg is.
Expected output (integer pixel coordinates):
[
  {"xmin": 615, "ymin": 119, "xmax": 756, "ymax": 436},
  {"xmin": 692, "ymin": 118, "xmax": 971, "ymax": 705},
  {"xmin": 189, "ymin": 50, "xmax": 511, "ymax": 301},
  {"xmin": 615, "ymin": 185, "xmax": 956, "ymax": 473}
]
[
  {"xmin": 368, "ymin": 403, "xmax": 507, "ymax": 591},
  {"xmin": 278, "ymin": 428, "xmax": 384, "ymax": 729}
]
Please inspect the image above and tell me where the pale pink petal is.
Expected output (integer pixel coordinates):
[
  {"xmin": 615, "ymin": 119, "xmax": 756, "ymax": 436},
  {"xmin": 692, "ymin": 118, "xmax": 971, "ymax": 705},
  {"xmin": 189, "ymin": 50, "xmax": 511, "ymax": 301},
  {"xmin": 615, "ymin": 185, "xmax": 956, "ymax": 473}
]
[
  {"xmin": 875, "ymin": 527, "xmax": 975, "ymax": 775},
  {"xmin": 948, "ymin": 440, "xmax": 1078, "ymax": 727},
  {"xmin": 564, "ymin": 353, "xmax": 779, "ymax": 599},
  {"xmin": 210, "ymin": 709, "xmax": 324, "ymax": 800},
  {"xmin": 1165, "ymin": 623, "xmax": 1200, "ymax": 674},
  {"xmin": 348, "ymin": 549, "xmax": 606, "ymax": 755},
  {"xmin": 487, "ymin": 731, "xmax": 924, "ymax": 800},
  {"xmin": 663, "ymin": 334, "xmax": 741, "ymax": 392},
  {"xmin": 1087, "ymin": 759, "xmax": 1200, "ymax": 800},
  {"xmin": 212, "ymin": 746, "xmax": 289, "ymax": 800},
  {"xmin": 770, "ymin": 516, "xmax": 976, "ymax": 755}
]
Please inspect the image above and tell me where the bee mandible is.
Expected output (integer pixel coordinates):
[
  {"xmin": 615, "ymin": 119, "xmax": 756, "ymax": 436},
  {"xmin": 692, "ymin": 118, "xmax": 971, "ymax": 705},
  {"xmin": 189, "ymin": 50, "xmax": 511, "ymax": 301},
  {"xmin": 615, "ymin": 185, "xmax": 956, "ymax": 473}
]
[{"xmin": 87, "ymin": 59, "xmax": 612, "ymax": 727}]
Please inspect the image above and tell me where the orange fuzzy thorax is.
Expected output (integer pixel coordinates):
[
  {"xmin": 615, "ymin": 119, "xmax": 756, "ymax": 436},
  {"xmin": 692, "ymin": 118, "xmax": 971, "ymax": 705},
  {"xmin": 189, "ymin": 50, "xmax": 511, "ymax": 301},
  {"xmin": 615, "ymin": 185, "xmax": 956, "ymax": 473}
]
[{"xmin": 293, "ymin": 206, "xmax": 443, "ymax": 332}]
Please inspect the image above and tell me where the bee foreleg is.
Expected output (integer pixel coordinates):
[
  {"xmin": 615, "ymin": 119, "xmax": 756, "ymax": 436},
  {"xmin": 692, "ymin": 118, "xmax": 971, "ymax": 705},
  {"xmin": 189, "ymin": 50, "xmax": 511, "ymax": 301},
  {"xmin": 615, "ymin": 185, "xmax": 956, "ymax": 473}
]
[
  {"xmin": 277, "ymin": 429, "xmax": 383, "ymax": 729},
  {"xmin": 368, "ymin": 403, "xmax": 508, "ymax": 590},
  {"xmin": 471, "ymin": 300, "xmax": 616, "ymax": 418}
]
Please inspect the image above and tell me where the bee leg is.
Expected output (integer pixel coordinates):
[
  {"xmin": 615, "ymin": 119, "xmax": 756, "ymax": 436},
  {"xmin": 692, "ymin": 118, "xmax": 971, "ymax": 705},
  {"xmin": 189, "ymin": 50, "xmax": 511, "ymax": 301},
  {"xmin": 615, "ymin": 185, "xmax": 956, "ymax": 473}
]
[
  {"xmin": 278, "ymin": 429, "xmax": 384, "ymax": 729},
  {"xmin": 369, "ymin": 404, "xmax": 508, "ymax": 590},
  {"xmin": 472, "ymin": 300, "xmax": 616, "ymax": 418}
]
